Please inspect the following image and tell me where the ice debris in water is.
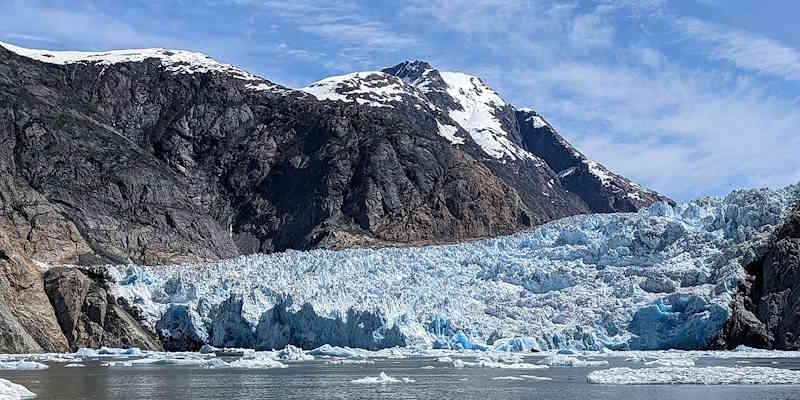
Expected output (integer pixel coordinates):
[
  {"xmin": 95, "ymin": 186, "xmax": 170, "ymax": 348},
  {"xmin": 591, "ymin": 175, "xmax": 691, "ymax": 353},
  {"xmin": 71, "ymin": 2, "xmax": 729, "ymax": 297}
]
[
  {"xmin": 0, "ymin": 361, "xmax": 48, "ymax": 370},
  {"xmin": 309, "ymin": 345, "xmax": 364, "ymax": 359},
  {"xmin": 228, "ymin": 358, "xmax": 287, "ymax": 369},
  {"xmin": 452, "ymin": 356, "xmax": 548, "ymax": 370},
  {"xmin": 587, "ymin": 367, "xmax": 800, "ymax": 385},
  {"xmin": 76, "ymin": 347, "xmax": 141, "ymax": 357},
  {"xmin": 643, "ymin": 358, "xmax": 696, "ymax": 367},
  {"xmin": 109, "ymin": 184, "xmax": 799, "ymax": 351},
  {"xmin": 64, "ymin": 363, "xmax": 86, "ymax": 368},
  {"xmin": 493, "ymin": 376, "xmax": 525, "ymax": 381},
  {"xmin": 520, "ymin": 375, "xmax": 552, "ymax": 381},
  {"xmin": 277, "ymin": 345, "xmax": 314, "ymax": 361},
  {"xmin": 350, "ymin": 372, "xmax": 413, "ymax": 384},
  {"xmin": 539, "ymin": 355, "xmax": 609, "ymax": 368},
  {"xmin": 0, "ymin": 379, "xmax": 36, "ymax": 400}
]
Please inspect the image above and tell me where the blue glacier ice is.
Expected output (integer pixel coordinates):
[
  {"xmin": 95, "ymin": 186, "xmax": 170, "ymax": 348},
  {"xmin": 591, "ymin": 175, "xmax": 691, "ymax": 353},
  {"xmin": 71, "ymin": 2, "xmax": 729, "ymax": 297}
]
[{"xmin": 108, "ymin": 184, "xmax": 798, "ymax": 351}]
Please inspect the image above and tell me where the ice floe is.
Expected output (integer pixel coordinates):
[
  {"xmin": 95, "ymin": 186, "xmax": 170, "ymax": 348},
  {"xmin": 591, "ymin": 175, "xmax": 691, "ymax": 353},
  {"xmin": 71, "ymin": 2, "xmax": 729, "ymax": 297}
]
[
  {"xmin": 350, "ymin": 372, "xmax": 413, "ymax": 384},
  {"xmin": 0, "ymin": 379, "xmax": 36, "ymax": 400},
  {"xmin": 587, "ymin": 366, "xmax": 800, "ymax": 385},
  {"xmin": 539, "ymin": 355, "xmax": 608, "ymax": 368},
  {"xmin": 0, "ymin": 361, "xmax": 48, "ymax": 370}
]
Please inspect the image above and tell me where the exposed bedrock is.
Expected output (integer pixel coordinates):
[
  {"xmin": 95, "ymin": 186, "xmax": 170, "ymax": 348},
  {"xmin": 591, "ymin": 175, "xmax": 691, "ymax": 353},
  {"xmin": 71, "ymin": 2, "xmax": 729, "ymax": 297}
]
[
  {"xmin": 43, "ymin": 267, "xmax": 162, "ymax": 351},
  {"xmin": 717, "ymin": 203, "xmax": 800, "ymax": 350}
]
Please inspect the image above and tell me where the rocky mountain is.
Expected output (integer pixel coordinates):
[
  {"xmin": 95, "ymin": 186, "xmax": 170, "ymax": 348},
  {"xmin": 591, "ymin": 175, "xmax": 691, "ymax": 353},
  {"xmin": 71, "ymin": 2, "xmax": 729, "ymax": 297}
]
[
  {"xmin": 0, "ymin": 42, "xmax": 672, "ymax": 353},
  {"xmin": 0, "ymin": 44, "xmax": 667, "ymax": 268}
]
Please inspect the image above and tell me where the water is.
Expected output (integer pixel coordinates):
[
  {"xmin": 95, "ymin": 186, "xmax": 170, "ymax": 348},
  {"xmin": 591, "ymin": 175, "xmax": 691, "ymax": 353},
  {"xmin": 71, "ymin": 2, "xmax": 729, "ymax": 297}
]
[{"xmin": 4, "ymin": 356, "xmax": 800, "ymax": 399}]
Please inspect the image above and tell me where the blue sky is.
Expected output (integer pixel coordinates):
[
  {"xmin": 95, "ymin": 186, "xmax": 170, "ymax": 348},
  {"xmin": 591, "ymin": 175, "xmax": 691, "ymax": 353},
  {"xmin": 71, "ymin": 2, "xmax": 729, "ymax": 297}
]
[{"xmin": 2, "ymin": 0, "xmax": 799, "ymax": 200}]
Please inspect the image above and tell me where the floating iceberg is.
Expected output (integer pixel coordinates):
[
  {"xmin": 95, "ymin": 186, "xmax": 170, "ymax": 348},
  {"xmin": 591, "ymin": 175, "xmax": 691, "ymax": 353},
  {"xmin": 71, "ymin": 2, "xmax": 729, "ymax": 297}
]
[
  {"xmin": 452, "ymin": 357, "xmax": 548, "ymax": 370},
  {"xmin": 587, "ymin": 367, "xmax": 800, "ymax": 385},
  {"xmin": 64, "ymin": 363, "xmax": 86, "ymax": 368},
  {"xmin": 228, "ymin": 358, "xmax": 287, "ymax": 369},
  {"xmin": 327, "ymin": 359, "xmax": 374, "ymax": 365},
  {"xmin": 539, "ymin": 355, "xmax": 608, "ymax": 367},
  {"xmin": 643, "ymin": 358, "xmax": 695, "ymax": 367},
  {"xmin": 76, "ymin": 347, "xmax": 141, "ymax": 357},
  {"xmin": 520, "ymin": 375, "xmax": 552, "ymax": 381},
  {"xmin": 350, "ymin": 372, "xmax": 412, "ymax": 384},
  {"xmin": 0, "ymin": 361, "xmax": 48, "ymax": 370},
  {"xmin": 0, "ymin": 379, "xmax": 35, "ymax": 400},
  {"xmin": 277, "ymin": 345, "xmax": 314, "ymax": 361},
  {"xmin": 109, "ymin": 185, "xmax": 798, "ymax": 351},
  {"xmin": 492, "ymin": 376, "xmax": 524, "ymax": 381},
  {"xmin": 309, "ymin": 345, "xmax": 363, "ymax": 359}
]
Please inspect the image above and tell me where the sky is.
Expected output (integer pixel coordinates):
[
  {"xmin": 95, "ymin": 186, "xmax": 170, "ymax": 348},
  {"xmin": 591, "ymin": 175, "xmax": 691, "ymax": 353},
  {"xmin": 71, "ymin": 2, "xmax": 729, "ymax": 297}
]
[{"xmin": 2, "ymin": 0, "xmax": 799, "ymax": 201}]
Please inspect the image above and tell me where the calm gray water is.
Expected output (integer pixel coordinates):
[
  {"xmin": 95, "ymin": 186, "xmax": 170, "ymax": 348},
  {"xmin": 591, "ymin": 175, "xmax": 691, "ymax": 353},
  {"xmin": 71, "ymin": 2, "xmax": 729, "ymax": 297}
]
[{"xmin": 4, "ymin": 357, "xmax": 800, "ymax": 399}]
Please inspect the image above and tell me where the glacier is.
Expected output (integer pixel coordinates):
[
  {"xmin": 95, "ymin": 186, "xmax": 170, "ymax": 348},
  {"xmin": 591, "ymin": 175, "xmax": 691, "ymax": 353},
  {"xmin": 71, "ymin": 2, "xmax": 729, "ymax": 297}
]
[{"xmin": 108, "ymin": 184, "xmax": 798, "ymax": 352}]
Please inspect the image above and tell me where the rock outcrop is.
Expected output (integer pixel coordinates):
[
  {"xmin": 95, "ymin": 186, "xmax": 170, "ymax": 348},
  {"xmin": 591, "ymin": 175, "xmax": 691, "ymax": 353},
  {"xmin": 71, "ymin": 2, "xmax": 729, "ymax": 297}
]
[
  {"xmin": 43, "ymin": 267, "xmax": 162, "ymax": 351},
  {"xmin": 0, "ymin": 228, "xmax": 69, "ymax": 353},
  {"xmin": 717, "ymin": 203, "xmax": 800, "ymax": 350}
]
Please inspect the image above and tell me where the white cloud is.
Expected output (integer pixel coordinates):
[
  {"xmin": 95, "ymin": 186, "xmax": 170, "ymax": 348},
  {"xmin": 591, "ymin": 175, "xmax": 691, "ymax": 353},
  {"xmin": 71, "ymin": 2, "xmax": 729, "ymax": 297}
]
[
  {"xmin": 675, "ymin": 17, "xmax": 800, "ymax": 82},
  {"xmin": 491, "ymin": 56, "xmax": 800, "ymax": 199}
]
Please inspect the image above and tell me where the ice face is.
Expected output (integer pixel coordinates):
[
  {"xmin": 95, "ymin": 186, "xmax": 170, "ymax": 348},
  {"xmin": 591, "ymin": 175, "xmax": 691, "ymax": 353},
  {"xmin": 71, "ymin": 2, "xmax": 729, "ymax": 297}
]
[{"xmin": 109, "ymin": 184, "xmax": 798, "ymax": 351}]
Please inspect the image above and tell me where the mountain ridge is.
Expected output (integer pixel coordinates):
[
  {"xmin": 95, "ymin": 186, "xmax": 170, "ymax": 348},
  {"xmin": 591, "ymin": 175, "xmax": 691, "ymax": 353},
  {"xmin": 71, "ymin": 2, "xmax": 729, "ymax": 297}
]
[{"xmin": 0, "ymin": 41, "xmax": 667, "ymax": 267}]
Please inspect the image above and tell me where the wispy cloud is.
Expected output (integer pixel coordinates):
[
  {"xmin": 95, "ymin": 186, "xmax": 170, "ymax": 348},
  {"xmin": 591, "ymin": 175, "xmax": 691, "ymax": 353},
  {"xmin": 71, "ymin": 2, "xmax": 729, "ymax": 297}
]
[
  {"xmin": 489, "ymin": 55, "xmax": 800, "ymax": 198},
  {"xmin": 675, "ymin": 17, "xmax": 800, "ymax": 82},
  {"xmin": 232, "ymin": 0, "xmax": 418, "ymax": 50}
]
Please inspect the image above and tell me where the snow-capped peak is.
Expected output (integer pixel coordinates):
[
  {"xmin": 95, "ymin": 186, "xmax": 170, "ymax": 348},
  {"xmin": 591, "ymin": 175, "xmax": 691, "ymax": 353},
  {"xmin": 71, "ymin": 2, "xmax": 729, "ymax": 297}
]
[
  {"xmin": 385, "ymin": 62, "xmax": 534, "ymax": 162},
  {"xmin": 301, "ymin": 71, "xmax": 430, "ymax": 108},
  {"xmin": 0, "ymin": 41, "xmax": 285, "ymax": 92}
]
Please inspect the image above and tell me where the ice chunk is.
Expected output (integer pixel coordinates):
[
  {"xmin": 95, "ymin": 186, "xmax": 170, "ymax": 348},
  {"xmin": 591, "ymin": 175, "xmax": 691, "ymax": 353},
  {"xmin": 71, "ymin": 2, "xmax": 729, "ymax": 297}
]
[
  {"xmin": 492, "ymin": 376, "xmax": 524, "ymax": 381},
  {"xmin": 643, "ymin": 358, "xmax": 695, "ymax": 367},
  {"xmin": 228, "ymin": 358, "xmax": 287, "ymax": 369},
  {"xmin": 309, "ymin": 345, "xmax": 362, "ymax": 359},
  {"xmin": 350, "ymin": 372, "xmax": 406, "ymax": 384},
  {"xmin": 0, "ymin": 361, "xmax": 48, "ymax": 370},
  {"xmin": 77, "ymin": 347, "xmax": 142, "ymax": 357},
  {"xmin": 203, "ymin": 358, "xmax": 230, "ymax": 369},
  {"xmin": 454, "ymin": 357, "xmax": 549, "ymax": 370},
  {"xmin": 520, "ymin": 375, "xmax": 552, "ymax": 381},
  {"xmin": 199, "ymin": 344, "xmax": 219, "ymax": 354},
  {"xmin": 64, "ymin": 363, "xmax": 86, "ymax": 368},
  {"xmin": 0, "ymin": 378, "xmax": 36, "ymax": 399},
  {"xmin": 587, "ymin": 367, "xmax": 800, "ymax": 385},
  {"xmin": 539, "ymin": 355, "xmax": 608, "ymax": 367},
  {"xmin": 101, "ymin": 361, "xmax": 134, "ymax": 367},
  {"xmin": 327, "ymin": 359, "xmax": 374, "ymax": 365},
  {"xmin": 277, "ymin": 345, "xmax": 313, "ymax": 361},
  {"xmin": 491, "ymin": 337, "xmax": 541, "ymax": 353}
]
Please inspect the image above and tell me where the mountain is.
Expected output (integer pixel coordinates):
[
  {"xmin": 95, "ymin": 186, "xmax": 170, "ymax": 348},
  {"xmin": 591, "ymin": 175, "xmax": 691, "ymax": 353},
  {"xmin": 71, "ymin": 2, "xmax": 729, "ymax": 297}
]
[{"xmin": 0, "ymin": 44, "xmax": 667, "ymax": 267}]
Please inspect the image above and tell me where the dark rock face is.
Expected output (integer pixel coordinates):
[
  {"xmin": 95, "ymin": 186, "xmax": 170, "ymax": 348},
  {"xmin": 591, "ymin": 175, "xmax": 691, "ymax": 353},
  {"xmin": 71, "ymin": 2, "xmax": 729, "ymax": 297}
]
[
  {"xmin": 43, "ymin": 266, "xmax": 162, "ymax": 351},
  {"xmin": 717, "ymin": 204, "xmax": 800, "ymax": 350},
  {"xmin": 0, "ymin": 229, "xmax": 69, "ymax": 353},
  {"xmin": 515, "ymin": 109, "xmax": 672, "ymax": 212},
  {"xmin": 0, "ymin": 46, "xmax": 549, "ymax": 266}
]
